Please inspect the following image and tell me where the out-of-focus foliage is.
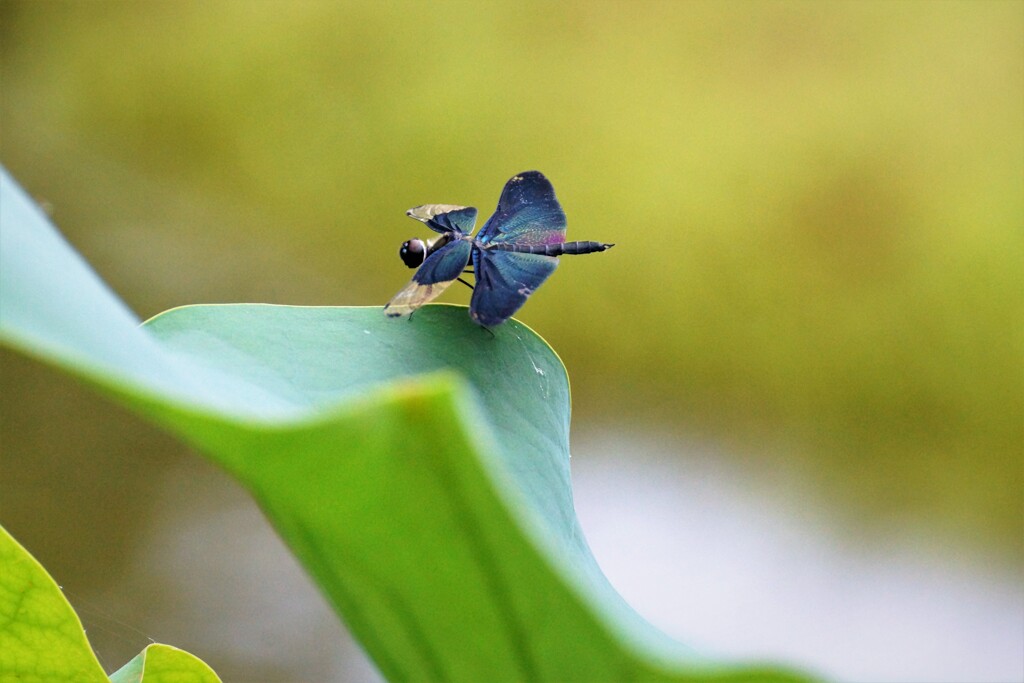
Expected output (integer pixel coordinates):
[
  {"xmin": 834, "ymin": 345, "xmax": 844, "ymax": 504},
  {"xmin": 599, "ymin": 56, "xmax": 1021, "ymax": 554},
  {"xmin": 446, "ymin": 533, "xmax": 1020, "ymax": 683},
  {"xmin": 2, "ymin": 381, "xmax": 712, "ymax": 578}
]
[
  {"xmin": 0, "ymin": 0, "xmax": 1020, "ymax": 562},
  {"xmin": 0, "ymin": 524, "xmax": 222, "ymax": 683}
]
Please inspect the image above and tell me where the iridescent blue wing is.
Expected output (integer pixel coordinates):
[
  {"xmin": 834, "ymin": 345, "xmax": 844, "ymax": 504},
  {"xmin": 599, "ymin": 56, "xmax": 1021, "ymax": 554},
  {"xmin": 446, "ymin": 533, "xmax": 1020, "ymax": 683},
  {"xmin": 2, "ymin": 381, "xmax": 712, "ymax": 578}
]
[
  {"xmin": 477, "ymin": 171, "xmax": 566, "ymax": 247},
  {"xmin": 384, "ymin": 239, "xmax": 472, "ymax": 318},
  {"xmin": 468, "ymin": 248, "xmax": 558, "ymax": 327},
  {"xmin": 406, "ymin": 204, "xmax": 478, "ymax": 235}
]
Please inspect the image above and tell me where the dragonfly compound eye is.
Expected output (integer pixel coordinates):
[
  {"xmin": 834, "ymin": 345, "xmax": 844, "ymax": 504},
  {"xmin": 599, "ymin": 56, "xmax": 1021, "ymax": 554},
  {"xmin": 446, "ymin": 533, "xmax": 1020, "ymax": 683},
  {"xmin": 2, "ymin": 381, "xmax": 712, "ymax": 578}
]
[{"xmin": 399, "ymin": 239, "xmax": 426, "ymax": 268}]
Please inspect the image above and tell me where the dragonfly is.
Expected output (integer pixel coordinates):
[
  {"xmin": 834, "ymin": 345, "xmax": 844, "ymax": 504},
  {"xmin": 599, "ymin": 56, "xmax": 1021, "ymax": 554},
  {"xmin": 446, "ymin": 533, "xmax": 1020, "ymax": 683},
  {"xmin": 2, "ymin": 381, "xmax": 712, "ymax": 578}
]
[{"xmin": 384, "ymin": 171, "xmax": 614, "ymax": 327}]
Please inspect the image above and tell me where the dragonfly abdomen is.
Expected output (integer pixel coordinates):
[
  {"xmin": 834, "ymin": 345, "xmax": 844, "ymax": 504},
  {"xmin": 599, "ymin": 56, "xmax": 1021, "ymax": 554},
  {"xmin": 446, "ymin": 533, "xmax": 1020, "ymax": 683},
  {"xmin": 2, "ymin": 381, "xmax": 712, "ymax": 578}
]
[{"xmin": 490, "ymin": 240, "xmax": 614, "ymax": 256}]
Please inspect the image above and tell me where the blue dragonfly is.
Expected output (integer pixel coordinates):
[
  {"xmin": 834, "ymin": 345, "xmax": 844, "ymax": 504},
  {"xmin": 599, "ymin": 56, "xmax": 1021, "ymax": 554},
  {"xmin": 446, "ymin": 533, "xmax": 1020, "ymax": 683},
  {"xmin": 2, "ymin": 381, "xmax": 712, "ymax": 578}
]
[{"xmin": 384, "ymin": 171, "xmax": 614, "ymax": 327}]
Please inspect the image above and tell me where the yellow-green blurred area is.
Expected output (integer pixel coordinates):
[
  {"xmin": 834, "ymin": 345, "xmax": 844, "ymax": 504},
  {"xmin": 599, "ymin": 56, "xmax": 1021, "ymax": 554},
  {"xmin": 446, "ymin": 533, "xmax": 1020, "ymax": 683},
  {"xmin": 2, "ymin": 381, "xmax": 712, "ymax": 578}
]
[{"xmin": 2, "ymin": 0, "xmax": 1021, "ymax": 569}]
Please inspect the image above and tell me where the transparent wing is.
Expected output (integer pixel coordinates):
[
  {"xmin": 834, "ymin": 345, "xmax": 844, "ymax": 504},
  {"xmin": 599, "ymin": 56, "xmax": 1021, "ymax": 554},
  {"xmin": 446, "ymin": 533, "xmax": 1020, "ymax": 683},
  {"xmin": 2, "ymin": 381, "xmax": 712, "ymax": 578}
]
[
  {"xmin": 406, "ymin": 204, "xmax": 478, "ymax": 235},
  {"xmin": 477, "ymin": 171, "xmax": 566, "ymax": 247},
  {"xmin": 384, "ymin": 239, "xmax": 472, "ymax": 318},
  {"xmin": 469, "ymin": 248, "xmax": 558, "ymax": 327}
]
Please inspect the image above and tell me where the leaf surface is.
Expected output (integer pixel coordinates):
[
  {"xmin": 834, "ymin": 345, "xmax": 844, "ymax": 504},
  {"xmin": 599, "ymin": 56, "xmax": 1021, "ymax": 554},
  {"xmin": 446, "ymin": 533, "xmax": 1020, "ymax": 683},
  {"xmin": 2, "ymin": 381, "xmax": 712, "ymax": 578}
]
[
  {"xmin": 109, "ymin": 644, "xmax": 222, "ymax": 683},
  {"xmin": 0, "ymin": 167, "xmax": 815, "ymax": 681}
]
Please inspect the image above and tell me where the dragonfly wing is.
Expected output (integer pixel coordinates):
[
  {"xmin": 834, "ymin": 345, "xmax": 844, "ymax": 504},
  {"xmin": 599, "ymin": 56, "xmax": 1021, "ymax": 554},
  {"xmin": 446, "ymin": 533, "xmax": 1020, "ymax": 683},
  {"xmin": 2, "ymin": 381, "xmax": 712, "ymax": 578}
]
[
  {"xmin": 406, "ymin": 204, "xmax": 478, "ymax": 235},
  {"xmin": 384, "ymin": 239, "xmax": 472, "ymax": 318},
  {"xmin": 478, "ymin": 171, "xmax": 566, "ymax": 247},
  {"xmin": 469, "ymin": 248, "xmax": 558, "ymax": 327}
]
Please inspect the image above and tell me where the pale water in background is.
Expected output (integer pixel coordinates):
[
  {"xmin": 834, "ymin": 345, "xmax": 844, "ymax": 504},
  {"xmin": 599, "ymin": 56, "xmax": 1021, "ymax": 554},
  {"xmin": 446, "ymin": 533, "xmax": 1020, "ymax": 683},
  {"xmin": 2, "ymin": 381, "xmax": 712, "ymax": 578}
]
[{"xmin": 84, "ymin": 427, "xmax": 1023, "ymax": 682}]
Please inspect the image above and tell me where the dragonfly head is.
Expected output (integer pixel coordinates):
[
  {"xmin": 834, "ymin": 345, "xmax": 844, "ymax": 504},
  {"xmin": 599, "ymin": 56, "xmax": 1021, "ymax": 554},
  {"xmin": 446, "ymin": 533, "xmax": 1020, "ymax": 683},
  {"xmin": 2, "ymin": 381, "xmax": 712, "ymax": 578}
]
[{"xmin": 399, "ymin": 238, "xmax": 427, "ymax": 268}]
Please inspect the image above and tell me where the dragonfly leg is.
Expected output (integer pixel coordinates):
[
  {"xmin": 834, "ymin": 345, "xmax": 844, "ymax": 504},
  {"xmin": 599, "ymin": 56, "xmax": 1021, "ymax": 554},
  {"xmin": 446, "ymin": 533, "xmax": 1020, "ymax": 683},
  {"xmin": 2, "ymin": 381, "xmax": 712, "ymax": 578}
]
[{"xmin": 457, "ymin": 277, "xmax": 475, "ymax": 290}]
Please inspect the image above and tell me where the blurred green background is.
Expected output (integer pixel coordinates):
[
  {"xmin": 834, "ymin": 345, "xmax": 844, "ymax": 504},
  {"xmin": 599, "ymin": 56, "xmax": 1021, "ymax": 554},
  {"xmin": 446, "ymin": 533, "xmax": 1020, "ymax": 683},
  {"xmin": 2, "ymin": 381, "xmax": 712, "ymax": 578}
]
[{"xmin": 1, "ymin": 0, "xmax": 1021, "ymax": 679}]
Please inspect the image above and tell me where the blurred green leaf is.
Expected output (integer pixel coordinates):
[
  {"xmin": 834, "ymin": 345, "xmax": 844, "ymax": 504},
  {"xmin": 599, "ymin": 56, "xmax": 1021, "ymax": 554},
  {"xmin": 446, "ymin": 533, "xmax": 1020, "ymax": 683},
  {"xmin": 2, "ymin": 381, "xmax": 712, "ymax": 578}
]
[
  {"xmin": 109, "ymin": 644, "xmax": 221, "ymax": 683},
  {"xmin": 0, "ymin": 168, "xmax": 818, "ymax": 682},
  {"xmin": 0, "ymin": 525, "xmax": 221, "ymax": 683},
  {"xmin": 0, "ymin": 525, "xmax": 107, "ymax": 683}
]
